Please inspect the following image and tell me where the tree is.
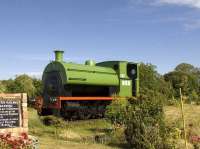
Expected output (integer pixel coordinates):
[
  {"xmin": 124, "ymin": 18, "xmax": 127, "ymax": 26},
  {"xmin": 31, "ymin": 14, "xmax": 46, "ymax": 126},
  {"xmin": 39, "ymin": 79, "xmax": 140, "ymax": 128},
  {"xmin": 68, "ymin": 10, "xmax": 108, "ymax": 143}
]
[
  {"xmin": 164, "ymin": 71, "xmax": 189, "ymax": 96},
  {"xmin": 32, "ymin": 78, "xmax": 43, "ymax": 96},
  {"xmin": 140, "ymin": 63, "xmax": 173, "ymax": 102},
  {"xmin": 8, "ymin": 75, "xmax": 36, "ymax": 98},
  {"xmin": 164, "ymin": 63, "xmax": 200, "ymax": 101},
  {"xmin": 1, "ymin": 75, "xmax": 43, "ymax": 98},
  {"xmin": 189, "ymin": 90, "xmax": 199, "ymax": 103},
  {"xmin": 0, "ymin": 81, "xmax": 6, "ymax": 93},
  {"xmin": 175, "ymin": 63, "xmax": 195, "ymax": 73},
  {"xmin": 1, "ymin": 79, "xmax": 14, "ymax": 93}
]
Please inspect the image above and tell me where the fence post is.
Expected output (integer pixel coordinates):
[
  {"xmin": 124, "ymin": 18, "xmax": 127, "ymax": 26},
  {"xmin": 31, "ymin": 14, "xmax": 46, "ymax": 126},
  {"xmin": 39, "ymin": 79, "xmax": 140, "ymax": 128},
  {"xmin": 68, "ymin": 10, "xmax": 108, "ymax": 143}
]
[{"xmin": 180, "ymin": 88, "xmax": 188, "ymax": 149}]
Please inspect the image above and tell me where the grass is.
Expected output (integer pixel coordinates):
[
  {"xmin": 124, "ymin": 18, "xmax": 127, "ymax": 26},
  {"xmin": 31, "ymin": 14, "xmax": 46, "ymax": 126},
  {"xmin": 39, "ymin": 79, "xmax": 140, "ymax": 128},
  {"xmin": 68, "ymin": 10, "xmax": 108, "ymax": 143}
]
[
  {"xmin": 28, "ymin": 104, "xmax": 200, "ymax": 149},
  {"xmin": 165, "ymin": 104, "xmax": 200, "ymax": 134},
  {"xmin": 165, "ymin": 104, "xmax": 200, "ymax": 148},
  {"xmin": 28, "ymin": 108, "xmax": 123, "ymax": 149}
]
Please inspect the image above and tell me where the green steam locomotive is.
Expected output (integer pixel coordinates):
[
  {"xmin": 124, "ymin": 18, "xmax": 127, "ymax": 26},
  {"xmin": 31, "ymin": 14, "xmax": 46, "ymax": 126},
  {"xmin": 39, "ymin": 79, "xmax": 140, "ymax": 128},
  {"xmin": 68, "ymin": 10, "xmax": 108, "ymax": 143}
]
[{"xmin": 36, "ymin": 50, "xmax": 139, "ymax": 119}]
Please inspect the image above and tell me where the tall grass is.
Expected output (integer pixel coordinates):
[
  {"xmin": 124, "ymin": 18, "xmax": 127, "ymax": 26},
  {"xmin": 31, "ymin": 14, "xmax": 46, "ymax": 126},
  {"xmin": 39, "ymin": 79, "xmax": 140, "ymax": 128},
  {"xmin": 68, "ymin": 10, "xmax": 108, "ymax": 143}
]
[
  {"xmin": 165, "ymin": 104, "xmax": 200, "ymax": 148},
  {"xmin": 28, "ymin": 108, "xmax": 122, "ymax": 149}
]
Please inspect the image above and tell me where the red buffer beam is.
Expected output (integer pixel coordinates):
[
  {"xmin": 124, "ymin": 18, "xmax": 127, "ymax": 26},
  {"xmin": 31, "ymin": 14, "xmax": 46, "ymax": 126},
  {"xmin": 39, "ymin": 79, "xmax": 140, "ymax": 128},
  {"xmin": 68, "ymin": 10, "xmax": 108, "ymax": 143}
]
[{"xmin": 57, "ymin": 96, "xmax": 114, "ymax": 101}]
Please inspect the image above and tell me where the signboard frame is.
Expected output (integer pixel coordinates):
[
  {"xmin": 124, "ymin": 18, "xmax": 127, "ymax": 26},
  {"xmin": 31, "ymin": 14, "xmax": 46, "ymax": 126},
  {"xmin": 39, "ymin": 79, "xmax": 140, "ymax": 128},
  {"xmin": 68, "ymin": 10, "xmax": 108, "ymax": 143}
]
[{"xmin": 0, "ymin": 93, "xmax": 28, "ymax": 136}]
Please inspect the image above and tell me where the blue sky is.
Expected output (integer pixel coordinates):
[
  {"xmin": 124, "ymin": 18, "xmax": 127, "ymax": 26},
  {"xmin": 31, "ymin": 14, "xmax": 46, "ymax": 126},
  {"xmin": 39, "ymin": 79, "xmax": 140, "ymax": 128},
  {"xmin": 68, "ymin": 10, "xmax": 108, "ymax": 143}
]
[{"xmin": 0, "ymin": 0, "xmax": 199, "ymax": 79}]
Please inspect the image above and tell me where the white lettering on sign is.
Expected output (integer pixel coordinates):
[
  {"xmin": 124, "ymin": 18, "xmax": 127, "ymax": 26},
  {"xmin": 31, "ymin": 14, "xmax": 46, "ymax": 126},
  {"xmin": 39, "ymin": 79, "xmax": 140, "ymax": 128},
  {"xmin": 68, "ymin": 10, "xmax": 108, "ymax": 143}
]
[
  {"xmin": 0, "ymin": 100, "xmax": 20, "ymax": 128},
  {"xmin": 122, "ymin": 80, "xmax": 131, "ymax": 86}
]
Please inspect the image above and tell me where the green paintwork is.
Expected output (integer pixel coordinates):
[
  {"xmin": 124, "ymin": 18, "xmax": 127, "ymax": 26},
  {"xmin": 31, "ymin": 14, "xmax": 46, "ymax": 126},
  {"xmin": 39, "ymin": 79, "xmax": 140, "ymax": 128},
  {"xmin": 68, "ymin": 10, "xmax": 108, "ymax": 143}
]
[
  {"xmin": 118, "ymin": 62, "xmax": 132, "ymax": 97},
  {"xmin": 64, "ymin": 62, "xmax": 119, "ymax": 86},
  {"xmin": 43, "ymin": 61, "xmax": 119, "ymax": 86},
  {"xmin": 43, "ymin": 51, "xmax": 140, "ymax": 98},
  {"xmin": 97, "ymin": 61, "xmax": 139, "ymax": 97}
]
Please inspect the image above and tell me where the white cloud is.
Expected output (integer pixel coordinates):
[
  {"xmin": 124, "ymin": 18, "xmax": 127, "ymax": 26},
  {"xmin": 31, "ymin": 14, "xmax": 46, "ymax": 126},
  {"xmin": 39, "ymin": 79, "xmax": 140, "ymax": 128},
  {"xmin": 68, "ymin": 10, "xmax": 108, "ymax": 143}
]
[
  {"xmin": 130, "ymin": 0, "xmax": 200, "ymax": 8},
  {"xmin": 184, "ymin": 20, "xmax": 200, "ymax": 30},
  {"xmin": 156, "ymin": 0, "xmax": 200, "ymax": 8},
  {"xmin": 129, "ymin": 0, "xmax": 200, "ymax": 31}
]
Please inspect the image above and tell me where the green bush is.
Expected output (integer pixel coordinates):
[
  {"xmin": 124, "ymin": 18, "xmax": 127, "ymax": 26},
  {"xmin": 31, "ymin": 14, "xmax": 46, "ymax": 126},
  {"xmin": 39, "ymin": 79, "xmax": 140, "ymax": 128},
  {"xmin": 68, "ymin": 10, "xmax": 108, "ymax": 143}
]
[
  {"xmin": 124, "ymin": 96, "xmax": 168, "ymax": 149},
  {"xmin": 105, "ymin": 98, "xmax": 130, "ymax": 126},
  {"xmin": 106, "ymin": 94, "xmax": 175, "ymax": 148}
]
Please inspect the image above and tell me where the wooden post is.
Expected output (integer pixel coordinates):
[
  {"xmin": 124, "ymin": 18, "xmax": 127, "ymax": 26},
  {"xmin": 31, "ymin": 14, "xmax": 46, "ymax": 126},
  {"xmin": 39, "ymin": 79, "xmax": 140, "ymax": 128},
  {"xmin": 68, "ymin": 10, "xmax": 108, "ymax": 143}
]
[{"xmin": 180, "ymin": 88, "xmax": 188, "ymax": 149}]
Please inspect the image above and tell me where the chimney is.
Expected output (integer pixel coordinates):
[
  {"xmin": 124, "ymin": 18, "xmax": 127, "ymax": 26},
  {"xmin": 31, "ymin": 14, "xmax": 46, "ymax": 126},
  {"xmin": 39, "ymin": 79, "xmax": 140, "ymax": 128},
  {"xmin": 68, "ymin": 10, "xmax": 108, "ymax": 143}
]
[{"xmin": 54, "ymin": 50, "xmax": 64, "ymax": 62}]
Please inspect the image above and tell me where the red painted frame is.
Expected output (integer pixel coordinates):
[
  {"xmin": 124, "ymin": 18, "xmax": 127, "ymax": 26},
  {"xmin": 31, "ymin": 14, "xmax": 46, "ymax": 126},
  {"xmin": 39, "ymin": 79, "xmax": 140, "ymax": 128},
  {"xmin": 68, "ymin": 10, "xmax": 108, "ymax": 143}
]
[
  {"xmin": 58, "ymin": 96, "xmax": 114, "ymax": 101},
  {"xmin": 47, "ymin": 96, "xmax": 114, "ymax": 109}
]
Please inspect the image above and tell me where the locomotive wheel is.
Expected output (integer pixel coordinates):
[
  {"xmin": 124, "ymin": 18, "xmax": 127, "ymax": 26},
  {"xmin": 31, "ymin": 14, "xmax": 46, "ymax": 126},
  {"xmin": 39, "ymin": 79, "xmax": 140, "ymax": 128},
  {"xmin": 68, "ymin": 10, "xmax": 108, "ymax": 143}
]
[
  {"xmin": 77, "ymin": 109, "xmax": 91, "ymax": 120},
  {"xmin": 55, "ymin": 101, "xmax": 110, "ymax": 120}
]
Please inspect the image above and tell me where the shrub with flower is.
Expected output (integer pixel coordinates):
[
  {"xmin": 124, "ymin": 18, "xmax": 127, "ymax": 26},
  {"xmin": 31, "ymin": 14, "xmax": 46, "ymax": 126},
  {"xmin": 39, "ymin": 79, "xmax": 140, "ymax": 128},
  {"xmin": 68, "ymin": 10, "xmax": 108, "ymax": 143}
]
[{"xmin": 0, "ymin": 132, "xmax": 34, "ymax": 149}]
